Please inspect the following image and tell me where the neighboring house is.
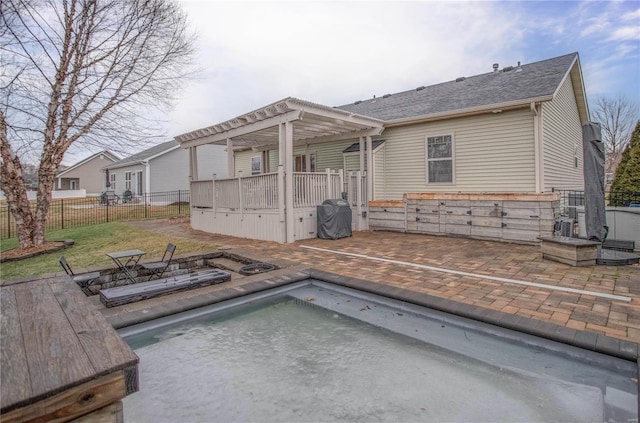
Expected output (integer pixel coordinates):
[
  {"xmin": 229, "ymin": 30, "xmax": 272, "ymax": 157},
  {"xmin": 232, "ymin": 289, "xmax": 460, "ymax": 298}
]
[
  {"xmin": 56, "ymin": 150, "xmax": 120, "ymax": 194},
  {"xmin": 176, "ymin": 52, "xmax": 590, "ymax": 243},
  {"xmin": 104, "ymin": 140, "xmax": 227, "ymax": 197}
]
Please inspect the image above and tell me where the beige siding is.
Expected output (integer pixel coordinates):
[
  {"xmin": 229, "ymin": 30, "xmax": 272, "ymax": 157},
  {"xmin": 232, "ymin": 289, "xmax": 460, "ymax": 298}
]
[
  {"xmin": 58, "ymin": 154, "xmax": 117, "ymax": 194},
  {"xmin": 542, "ymin": 75, "xmax": 585, "ymax": 191},
  {"xmin": 381, "ymin": 109, "xmax": 536, "ymax": 200}
]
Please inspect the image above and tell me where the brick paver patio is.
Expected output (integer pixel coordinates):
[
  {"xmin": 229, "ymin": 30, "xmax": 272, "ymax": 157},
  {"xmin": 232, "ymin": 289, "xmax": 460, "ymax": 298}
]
[{"xmin": 128, "ymin": 218, "xmax": 640, "ymax": 343}]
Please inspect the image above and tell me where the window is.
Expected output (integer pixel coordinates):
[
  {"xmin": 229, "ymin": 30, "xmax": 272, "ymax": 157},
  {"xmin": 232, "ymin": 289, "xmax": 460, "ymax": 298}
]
[
  {"xmin": 124, "ymin": 171, "xmax": 132, "ymax": 190},
  {"xmin": 136, "ymin": 171, "xmax": 143, "ymax": 194},
  {"xmin": 294, "ymin": 152, "xmax": 317, "ymax": 172},
  {"xmin": 251, "ymin": 156, "xmax": 262, "ymax": 175},
  {"xmin": 426, "ymin": 134, "xmax": 454, "ymax": 184},
  {"xmin": 110, "ymin": 173, "xmax": 116, "ymax": 190}
]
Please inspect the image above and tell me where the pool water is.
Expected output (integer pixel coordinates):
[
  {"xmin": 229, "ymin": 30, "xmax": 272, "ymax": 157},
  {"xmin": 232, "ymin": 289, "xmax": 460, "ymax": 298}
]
[{"xmin": 121, "ymin": 282, "xmax": 637, "ymax": 422}]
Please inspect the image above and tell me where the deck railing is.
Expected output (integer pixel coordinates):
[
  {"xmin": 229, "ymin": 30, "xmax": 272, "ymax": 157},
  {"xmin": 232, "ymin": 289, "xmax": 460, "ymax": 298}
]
[
  {"xmin": 190, "ymin": 180, "xmax": 213, "ymax": 208},
  {"xmin": 346, "ymin": 171, "xmax": 367, "ymax": 209},
  {"xmin": 190, "ymin": 169, "xmax": 345, "ymax": 212}
]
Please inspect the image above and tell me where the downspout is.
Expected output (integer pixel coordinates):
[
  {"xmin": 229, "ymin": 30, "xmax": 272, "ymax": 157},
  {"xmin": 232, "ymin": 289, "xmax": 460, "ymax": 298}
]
[{"xmin": 531, "ymin": 102, "xmax": 544, "ymax": 193}]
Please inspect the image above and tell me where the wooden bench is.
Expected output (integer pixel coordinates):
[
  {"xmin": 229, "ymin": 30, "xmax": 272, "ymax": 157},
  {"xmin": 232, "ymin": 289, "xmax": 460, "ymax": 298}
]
[
  {"xmin": 99, "ymin": 269, "xmax": 231, "ymax": 308},
  {"xmin": 540, "ymin": 236, "xmax": 600, "ymax": 267}
]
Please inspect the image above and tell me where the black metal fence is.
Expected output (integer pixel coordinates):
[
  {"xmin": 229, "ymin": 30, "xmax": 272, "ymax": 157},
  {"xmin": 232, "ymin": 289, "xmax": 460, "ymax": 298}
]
[{"xmin": 0, "ymin": 190, "xmax": 190, "ymax": 240}]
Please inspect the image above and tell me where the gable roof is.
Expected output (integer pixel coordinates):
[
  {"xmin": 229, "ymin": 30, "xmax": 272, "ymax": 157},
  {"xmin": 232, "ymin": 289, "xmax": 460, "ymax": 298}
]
[
  {"xmin": 343, "ymin": 140, "xmax": 385, "ymax": 153},
  {"xmin": 57, "ymin": 150, "xmax": 120, "ymax": 177},
  {"xmin": 106, "ymin": 140, "xmax": 180, "ymax": 170},
  {"xmin": 336, "ymin": 52, "xmax": 582, "ymax": 123}
]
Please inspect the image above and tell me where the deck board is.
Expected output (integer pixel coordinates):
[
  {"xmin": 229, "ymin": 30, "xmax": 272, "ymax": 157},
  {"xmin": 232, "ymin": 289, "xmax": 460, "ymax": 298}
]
[
  {"xmin": 14, "ymin": 280, "xmax": 96, "ymax": 398},
  {"xmin": 49, "ymin": 278, "xmax": 138, "ymax": 374},
  {"xmin": 0, "ymin": 289, "xmax": 32, "ymax": 408},
  {"xmin": 1, "ymin": 276, "xmax": 138, "ymax": 421}
]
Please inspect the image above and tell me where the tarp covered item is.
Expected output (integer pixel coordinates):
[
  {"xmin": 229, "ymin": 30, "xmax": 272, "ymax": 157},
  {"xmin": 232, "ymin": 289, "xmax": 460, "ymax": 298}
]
[
  {"xmin": 317, "ymin": 199, "xmax": 352, "ymax": 239},
  {"xmin": 582, "ymin": 122, "xmax": 608, "ymax": 242}
]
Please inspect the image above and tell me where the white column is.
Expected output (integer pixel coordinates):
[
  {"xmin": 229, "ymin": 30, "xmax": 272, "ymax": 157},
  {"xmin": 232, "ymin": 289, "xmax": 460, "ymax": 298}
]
[
  {"xmin": 144, "ymin": 161, "xmax": 151, "ymax": 202},
  {"xmin": 227, "ymin": 138, "xmax": 235, "ymax": 178},
  {"xmin": 285, "ymin": 121, "xmax": 295, "ymax": 243},
  {"xmin": 366, "ymin": 135, "xmax": 374, "ymax": 202},
  {"xmin": 359, "ymin": 136, "xmax": 365, "ymax": 172},
  {"xmin": 189, "ymin": 147, "xmax": 199, "ymax": 181}
]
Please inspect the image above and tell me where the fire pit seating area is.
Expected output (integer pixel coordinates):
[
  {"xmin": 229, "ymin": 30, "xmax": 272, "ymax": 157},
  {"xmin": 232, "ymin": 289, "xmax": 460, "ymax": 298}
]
[
  {"xmin": 63, "ymin": 251, "xmax": 278, "ymax": 304},
  {"xmin": 99, "ymin": 268, "xmax": 231, "ymax": 307}
]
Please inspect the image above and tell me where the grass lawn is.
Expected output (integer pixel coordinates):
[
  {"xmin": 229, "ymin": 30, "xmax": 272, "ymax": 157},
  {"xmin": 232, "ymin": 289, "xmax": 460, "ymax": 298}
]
[{"xmin": 0, "ymin": 222, "xmax": 217, "ymax": 280}]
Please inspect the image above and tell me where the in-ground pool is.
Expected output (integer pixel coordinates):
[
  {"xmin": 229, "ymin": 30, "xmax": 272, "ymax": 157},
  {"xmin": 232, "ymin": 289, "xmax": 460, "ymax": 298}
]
[{"xmin": 119, "ymin": 280, "xmax": 638, "ymax": 422}]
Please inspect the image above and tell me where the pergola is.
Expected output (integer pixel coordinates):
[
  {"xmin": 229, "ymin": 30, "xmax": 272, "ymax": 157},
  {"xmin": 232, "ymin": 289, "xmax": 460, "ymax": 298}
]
[{"xmin": 175, "ymin": 97, "xmax": 385, "ymax": 242}]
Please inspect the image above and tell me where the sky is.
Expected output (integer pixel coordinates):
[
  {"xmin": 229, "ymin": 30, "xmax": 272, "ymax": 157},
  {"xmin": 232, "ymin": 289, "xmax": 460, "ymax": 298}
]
[{"xmin": 65, "ymin": 0, "xmax": 640, "ymax": 164}]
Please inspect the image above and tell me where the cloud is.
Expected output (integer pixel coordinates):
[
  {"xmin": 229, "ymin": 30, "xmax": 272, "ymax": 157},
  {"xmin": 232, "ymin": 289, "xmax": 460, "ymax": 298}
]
[{"xmin": 608, "ymin": 25, "xmax": 640, "ymax": 41}]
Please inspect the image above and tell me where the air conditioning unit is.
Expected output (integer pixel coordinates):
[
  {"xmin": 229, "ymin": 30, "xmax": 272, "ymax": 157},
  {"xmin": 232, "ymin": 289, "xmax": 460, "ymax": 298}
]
[{"xmin": 555, "ymin": 218, "xmax": 574, "ymax": 237}]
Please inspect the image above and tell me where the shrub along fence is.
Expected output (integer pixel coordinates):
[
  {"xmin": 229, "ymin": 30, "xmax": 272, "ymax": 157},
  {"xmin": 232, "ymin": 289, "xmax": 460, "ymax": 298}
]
[{"xmin": 0, "ymin": 190, "xmax": 190, "ymax": 240}]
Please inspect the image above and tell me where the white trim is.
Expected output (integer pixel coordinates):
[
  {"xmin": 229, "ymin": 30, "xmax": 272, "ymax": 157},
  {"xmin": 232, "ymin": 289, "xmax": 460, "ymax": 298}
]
[
  {"xmin": 300, "ymin": 246, "xmax": 631, "ymax": 302},
  {"xmin": 425, "ymin": 132, "xmax": 455, "ymax": 185}
]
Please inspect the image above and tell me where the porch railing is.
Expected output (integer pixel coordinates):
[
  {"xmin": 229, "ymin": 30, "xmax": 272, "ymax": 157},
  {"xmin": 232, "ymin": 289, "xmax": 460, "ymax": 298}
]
[
  {"xmin": 345, "ymin": 171, "xmax": 367, "ymax": 209},
  {"xmin": 191, "ymin": 180, "xmax": 213, "ymax": 208},
  {"xmin": 190, "ymin": 169, "xmax": 345, "ymax": 212}
]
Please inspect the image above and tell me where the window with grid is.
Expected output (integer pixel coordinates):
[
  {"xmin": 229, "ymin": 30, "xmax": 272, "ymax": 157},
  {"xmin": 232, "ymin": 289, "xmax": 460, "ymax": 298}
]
[
  {"xmin": 110, "ymin": 173, "xmax": 116, "ymax": 190},
  {"xmin": 425, "ymin": 134, "xmax": 454, "ymax": 184},
  {"xmin": 124, "ymin": 171, "xmax": 132, "ymax": 190}
]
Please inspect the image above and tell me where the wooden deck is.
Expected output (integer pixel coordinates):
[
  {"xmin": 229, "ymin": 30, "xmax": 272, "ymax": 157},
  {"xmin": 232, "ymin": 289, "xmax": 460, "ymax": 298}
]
[{"xmin": 1, "ymin": 276, "xmax": 138, "ymax": 423}]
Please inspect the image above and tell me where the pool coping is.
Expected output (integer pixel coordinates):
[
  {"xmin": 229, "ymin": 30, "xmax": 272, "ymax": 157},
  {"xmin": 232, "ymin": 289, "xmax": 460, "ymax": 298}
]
[{"xmin": 106, "ymin": 267, "xmax": 639, "ymax": 363}]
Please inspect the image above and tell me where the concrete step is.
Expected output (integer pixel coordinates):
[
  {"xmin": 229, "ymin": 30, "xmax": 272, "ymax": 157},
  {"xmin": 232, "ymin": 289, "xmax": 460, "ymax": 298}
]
[{"xmin": 206, "ymin": 257, "xmax": 246, "ymax": 273}]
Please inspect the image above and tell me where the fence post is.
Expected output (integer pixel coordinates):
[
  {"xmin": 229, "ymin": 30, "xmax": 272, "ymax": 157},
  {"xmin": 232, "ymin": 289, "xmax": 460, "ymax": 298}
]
[
  {"xmin": 61, "ymin": 199, "xmax": 65, "ymax": 229},
  {"xmin": 7, "ymin": 207, "xmax": 10, "ymax": 239},
  {"xmin": 145, "ymin": 193, "xmax": 148, "ymax": 218},
  {"xmin": 178, "ymin": 190, "xmax": 181, "ymax": 215},
  {"xmin": 238, "ymin": 176, "xmax": 244, "ymax": 221}
]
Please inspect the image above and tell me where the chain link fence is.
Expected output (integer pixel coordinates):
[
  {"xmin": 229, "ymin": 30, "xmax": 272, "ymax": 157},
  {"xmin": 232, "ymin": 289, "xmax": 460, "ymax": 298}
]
[{"xmin": 0, "ymin": 190, "xmax": 190, "ymax": 240}]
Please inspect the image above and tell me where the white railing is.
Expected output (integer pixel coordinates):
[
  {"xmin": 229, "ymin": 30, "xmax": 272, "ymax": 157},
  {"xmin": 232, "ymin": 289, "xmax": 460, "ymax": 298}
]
[
  {"xmin": 215, "ymin": 178, "xmax": 240, "ymax": 209},
  {"xmin": 346, "ymin": 171, "xmax": 367, "ymax": 208},
  {"xmin": 190, "ymin": 180, "xmax": 213, "ymax": 207},
  {"xmin": 293, "ymin": 169, "xmax": 343, "ymax": 208},
  {"xmin": 242, "ymin": 173, "xmax": 278, "ymax": 209},
  {"xmin": 191, "ymin": 169, "xmax": 346, "ymax": 212}
]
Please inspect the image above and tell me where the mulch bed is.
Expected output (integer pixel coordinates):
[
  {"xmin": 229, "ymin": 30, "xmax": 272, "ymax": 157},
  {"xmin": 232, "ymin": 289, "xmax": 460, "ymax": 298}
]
[{"xmin": 0, "ymin": 240, "xmax": 74, "ymax": 263}]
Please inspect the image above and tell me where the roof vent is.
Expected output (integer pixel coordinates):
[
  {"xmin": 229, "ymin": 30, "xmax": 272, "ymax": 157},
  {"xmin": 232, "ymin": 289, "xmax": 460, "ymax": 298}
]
[
  {"xmin": 382, "ymin": 94, "xmax": 391, "ymax": 99},
  {"xmin": 416, "ymin": 86, "xmax": 426, "ymax": 91},
  {"xmin": 455, "ymin": 77, "xmax": 466, "ymax": 82},
  {"xmin": 493, "ymin": 63, "xmax": 499, "ymax": 72},
  {"xmin": 502, "ymin": 66, "xmax": 514, "ymax": 72},
  {"xmin": 354, "ymin": 100, "xmax": 362, "ymax": 105}
]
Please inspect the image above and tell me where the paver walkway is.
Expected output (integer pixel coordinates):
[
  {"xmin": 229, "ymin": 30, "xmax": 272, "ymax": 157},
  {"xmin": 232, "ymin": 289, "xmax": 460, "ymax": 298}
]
[{"xmin": 128, "ymin": 218, "xmax": 640, "ymax": 343}]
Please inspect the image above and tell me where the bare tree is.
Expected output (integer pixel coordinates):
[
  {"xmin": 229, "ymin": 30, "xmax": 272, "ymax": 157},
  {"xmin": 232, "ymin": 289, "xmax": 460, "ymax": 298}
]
[
  {"xmin": 591, "ymin": 95, "xmax": 639, "ymax": 175},
  {"xmin": 0, "ymin": 0, "xmax": 195, "ymax": 249}
]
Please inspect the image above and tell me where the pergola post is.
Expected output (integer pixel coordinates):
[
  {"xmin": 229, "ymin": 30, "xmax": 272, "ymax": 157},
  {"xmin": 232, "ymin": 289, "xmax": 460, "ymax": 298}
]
[
  {"xmin": 188, "ymin": 147, "xmax": 199, "ymax": 181},
  {"xmin": 366, "ymin": 135, "xmax": 373, "ymax": 202},
  {"xmin": 359, "ymin": 136, "xmax": 365, "ymax": 174},
  {"xmin": 226, "ymin": 138, "xmax": 235, "ymax": 177},
  {"xmin": 284, "ymin": 121, "xmax": 295, "ymax": 243}
]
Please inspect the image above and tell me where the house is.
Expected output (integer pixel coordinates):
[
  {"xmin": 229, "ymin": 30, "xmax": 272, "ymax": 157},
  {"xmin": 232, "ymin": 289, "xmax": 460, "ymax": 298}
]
[
  {"xmin": 176, "ymin": 52, "xmax": 589, "ymax": 243},
  {"xmin": 56, "ymin": 150, "xmax": 120, "ymax": 194},
  {"xmin": 104, "ymin": 140, "xmax": 227, "ymax": 198}
]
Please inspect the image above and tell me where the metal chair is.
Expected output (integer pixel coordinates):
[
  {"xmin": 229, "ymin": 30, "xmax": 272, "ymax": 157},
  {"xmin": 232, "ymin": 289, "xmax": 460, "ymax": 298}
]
[
  {"xmin": 141, "ymin": 243, "xmax": 176, "ymax": 280},
  {"xmin": 59, "ymin": 256, "xmax": 101, "ymax": 296}
]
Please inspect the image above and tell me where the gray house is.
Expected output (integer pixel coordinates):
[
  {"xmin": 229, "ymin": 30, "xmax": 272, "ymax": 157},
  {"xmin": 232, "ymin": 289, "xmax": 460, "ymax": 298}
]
[
  {"xmin": 56, "ymin": 150, "xmax": 120, "ymax": 194},
  {"xmin": 177, "ymin": 52, "xmax": 589, "ymax": 243},
  {"xmin": 104, "ymin": 140, "xmax": 227, "ymax": 197}
]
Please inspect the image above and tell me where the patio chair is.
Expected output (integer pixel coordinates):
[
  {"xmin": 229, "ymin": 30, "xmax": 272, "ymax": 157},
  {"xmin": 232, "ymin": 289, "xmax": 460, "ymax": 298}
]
[
  {"xmin": 141, "ymin": 243, "xmax": 176, "ymax": 280},
  {"xmin": 59, "ymin": 256, "xmax": 101, "ymax": 296}
]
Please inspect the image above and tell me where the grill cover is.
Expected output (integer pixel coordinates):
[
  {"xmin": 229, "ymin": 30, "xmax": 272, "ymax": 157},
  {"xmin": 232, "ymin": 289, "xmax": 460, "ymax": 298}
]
[{"xmin": 317, "ymin": 199, "xmax": 352, "ymax": 239}]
